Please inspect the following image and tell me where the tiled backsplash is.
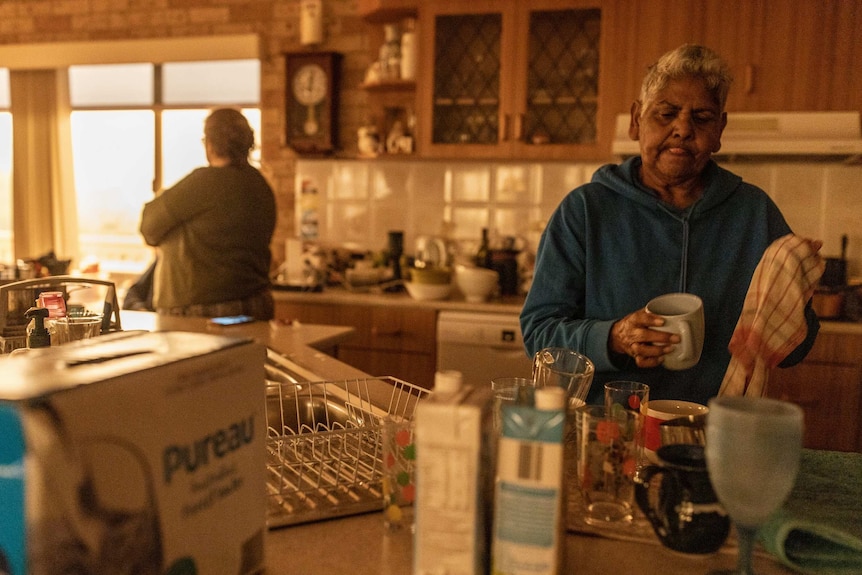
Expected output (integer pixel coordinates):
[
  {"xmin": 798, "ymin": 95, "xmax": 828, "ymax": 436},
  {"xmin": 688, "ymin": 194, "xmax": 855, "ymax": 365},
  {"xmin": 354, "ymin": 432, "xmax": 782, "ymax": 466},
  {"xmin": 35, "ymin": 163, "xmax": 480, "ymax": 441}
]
[{"xmin": 296, "ymin": 159, "xmax": 862, "ymax": 279}]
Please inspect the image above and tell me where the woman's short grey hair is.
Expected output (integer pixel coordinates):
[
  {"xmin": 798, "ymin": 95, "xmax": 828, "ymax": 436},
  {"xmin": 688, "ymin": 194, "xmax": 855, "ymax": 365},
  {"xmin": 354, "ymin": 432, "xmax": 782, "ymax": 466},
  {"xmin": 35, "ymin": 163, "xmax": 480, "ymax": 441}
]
[
  {"xmin": 204, "ymin": 108, "xmax": 255, "ymax": 164},
  {"xmin": 639, "ymin": 44, "xmax": 734, "ymax": 113}
]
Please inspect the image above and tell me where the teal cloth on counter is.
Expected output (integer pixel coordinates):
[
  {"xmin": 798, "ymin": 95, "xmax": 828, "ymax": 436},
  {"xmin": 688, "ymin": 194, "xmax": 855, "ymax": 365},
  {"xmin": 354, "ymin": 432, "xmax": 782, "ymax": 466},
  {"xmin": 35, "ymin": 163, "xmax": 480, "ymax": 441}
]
[{"xmin": 758, "ymin": 449, "xmax": 862, "ymax": 574}]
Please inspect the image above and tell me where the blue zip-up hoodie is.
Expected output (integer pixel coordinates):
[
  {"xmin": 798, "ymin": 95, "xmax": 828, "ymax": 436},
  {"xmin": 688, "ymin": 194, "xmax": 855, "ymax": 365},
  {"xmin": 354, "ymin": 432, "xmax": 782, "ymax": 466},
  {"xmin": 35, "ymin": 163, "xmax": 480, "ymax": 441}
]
[{"xmin": 520, "ymin": 157, "xmax": 819, "ymax": 405}]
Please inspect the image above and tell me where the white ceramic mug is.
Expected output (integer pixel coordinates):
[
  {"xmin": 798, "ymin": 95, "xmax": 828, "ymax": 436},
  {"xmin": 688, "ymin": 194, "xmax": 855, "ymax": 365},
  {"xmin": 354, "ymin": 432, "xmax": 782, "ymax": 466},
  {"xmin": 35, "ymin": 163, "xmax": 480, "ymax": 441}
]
[
  {"xmin": 645, "ymin": 293, "xmax": 705, "ymax": 371},
  {"xmin": 643, "ymin": 399, "xmax": 709, "ymax": 456}
]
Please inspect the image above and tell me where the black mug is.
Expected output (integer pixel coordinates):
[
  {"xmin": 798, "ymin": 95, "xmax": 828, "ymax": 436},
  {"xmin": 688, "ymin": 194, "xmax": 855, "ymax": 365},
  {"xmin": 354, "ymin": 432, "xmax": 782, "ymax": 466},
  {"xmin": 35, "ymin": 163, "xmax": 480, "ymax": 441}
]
[{"xmin": 635, "ymin": 444, "xmax": 730, "ymax": 554}]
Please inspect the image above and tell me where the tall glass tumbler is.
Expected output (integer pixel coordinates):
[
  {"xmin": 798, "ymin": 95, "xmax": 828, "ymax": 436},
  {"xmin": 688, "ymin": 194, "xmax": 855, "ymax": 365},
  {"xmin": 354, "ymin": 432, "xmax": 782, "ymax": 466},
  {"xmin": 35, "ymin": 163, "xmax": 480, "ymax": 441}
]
[{"xmin": 604, "ymin": 381, "xmax": 649, "ymax": 481}]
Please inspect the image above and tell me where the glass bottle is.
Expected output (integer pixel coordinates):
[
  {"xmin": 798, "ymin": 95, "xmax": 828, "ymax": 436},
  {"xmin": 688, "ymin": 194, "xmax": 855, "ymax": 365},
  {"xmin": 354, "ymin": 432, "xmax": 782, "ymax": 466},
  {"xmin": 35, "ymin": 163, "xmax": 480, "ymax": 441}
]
[{"xmin": 476, "ymin": 228, "xmax": 491, "ymax": 268}]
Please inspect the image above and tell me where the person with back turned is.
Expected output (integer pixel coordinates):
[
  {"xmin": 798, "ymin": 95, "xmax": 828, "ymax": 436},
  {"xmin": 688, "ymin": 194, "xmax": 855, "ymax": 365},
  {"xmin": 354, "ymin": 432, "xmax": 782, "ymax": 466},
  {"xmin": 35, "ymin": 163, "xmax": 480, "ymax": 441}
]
[
  {"xmin": 140, "ymin": 107, "xmax": 277, "ymax": 320},
  {"xmin": 520, "ymin": 44, "xmax": 821, "ymax": 405}
]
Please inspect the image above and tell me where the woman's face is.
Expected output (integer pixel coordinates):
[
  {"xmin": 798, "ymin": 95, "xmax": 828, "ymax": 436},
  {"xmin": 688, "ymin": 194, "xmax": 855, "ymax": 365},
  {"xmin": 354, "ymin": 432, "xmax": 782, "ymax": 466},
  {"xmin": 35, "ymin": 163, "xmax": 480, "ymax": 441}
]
[{"xmin": 630, "ymin": 76, "xmax": 726, "ymax": 189}]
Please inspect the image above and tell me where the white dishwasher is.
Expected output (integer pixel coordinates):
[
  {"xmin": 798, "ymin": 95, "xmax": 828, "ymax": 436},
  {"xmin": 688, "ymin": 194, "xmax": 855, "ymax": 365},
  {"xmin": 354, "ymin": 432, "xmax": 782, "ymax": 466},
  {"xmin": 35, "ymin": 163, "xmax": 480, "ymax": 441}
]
[{"xmin": 436, "ymin": 310, "xmax": 533, "ymax": 387}]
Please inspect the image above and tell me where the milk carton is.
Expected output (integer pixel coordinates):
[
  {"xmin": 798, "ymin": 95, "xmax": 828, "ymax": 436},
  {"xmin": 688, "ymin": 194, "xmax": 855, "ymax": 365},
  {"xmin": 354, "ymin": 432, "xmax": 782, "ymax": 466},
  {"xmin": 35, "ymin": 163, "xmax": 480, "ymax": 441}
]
[
  {"xmin": 0, "ymin": 330, "xmax": 267, "ymax": 575},
  {"xmin": 413, "ymin": 373, "xmax": 496, "ymax": 575}
]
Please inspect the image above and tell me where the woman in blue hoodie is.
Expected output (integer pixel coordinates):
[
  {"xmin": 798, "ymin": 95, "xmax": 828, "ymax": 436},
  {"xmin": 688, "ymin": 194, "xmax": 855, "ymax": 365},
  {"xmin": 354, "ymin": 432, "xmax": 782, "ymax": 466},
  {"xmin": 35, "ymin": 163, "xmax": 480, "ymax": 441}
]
[{"xmin": 520, "ymin": 44, "xmax": 820, "ymax": 405}]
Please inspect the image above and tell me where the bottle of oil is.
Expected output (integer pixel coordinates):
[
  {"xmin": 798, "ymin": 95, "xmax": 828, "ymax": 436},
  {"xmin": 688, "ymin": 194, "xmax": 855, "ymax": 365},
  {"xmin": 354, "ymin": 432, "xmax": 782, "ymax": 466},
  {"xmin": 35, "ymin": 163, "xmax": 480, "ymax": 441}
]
[{"xmin": 475, "ymin": 228, "xmax": 491, "ymax": 268}]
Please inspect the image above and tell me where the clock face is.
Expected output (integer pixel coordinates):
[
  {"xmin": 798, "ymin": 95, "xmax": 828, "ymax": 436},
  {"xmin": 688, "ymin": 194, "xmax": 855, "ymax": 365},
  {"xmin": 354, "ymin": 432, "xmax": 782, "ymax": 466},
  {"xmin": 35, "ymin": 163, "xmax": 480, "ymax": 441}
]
[{"xmin": 292, "ymin": 64, "xmax": 328, "ymax": 106}]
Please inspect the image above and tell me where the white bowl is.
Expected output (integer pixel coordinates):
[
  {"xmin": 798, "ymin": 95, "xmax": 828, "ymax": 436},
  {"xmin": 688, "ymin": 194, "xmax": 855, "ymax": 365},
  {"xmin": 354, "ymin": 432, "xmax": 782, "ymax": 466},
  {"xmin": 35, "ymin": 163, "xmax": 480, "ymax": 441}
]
[
  {"xmin": 455, "ymin": 265, "xmax": 499, "ymax": 302},
  {"xmin": 405, "ymin": 281, "xmax": 452, "ymax": 301}
]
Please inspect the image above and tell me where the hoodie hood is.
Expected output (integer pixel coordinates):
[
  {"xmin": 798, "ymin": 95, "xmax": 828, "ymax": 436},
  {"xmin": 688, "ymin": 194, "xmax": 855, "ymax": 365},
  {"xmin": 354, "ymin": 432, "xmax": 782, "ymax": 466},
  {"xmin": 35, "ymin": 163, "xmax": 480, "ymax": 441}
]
[{"xmin": 591, "ymin": 157, "xmax": 745, "ymax": 216}]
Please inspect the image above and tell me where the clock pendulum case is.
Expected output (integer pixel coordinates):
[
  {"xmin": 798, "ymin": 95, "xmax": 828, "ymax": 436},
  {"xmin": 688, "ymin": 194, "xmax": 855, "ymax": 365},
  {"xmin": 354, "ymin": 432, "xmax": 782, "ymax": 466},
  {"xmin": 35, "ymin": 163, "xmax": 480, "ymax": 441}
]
[{"xmin": 285, "ymin": 51, "xmax": 341, "ymax": 154}]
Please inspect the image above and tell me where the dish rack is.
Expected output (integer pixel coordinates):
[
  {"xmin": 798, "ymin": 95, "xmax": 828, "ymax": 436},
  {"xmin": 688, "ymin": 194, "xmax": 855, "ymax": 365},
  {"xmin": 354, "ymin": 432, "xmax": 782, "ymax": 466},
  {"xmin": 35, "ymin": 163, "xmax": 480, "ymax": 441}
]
[
  {"xmin": 0, "ymin": 276, "xmax": 122, "ymax": 353},
  {"xmin": 265, "ymin": 372, "xmax": 430, "ymax": 528}
]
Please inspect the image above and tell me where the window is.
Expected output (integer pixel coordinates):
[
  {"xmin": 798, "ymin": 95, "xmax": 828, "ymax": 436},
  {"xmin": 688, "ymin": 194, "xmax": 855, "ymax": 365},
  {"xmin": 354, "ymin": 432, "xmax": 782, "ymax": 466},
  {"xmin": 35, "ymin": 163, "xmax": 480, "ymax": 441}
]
[
  {"xmin": 67, "ymin": 60, "xmax": 260, "ymax": 275},
  {"xmin": 0, "ymin": 68, "xmax": 11, "ymax": 266}
]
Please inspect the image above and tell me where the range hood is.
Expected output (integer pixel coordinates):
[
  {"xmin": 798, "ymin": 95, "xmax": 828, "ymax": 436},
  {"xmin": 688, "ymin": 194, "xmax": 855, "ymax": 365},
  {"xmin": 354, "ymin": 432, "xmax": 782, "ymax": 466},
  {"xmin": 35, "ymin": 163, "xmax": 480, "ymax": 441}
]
[{"xmin": 612, "ymin": 111, "xmax": 862, "ymax": 160}]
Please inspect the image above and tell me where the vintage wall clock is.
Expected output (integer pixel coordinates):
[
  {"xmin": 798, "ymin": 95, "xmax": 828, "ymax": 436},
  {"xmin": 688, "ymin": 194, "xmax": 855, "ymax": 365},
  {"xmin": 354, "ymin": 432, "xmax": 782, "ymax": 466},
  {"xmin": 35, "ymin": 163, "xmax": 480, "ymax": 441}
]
[{"xmin": 285, "ymin": 51, "xmax": 341, "ymax": 154}]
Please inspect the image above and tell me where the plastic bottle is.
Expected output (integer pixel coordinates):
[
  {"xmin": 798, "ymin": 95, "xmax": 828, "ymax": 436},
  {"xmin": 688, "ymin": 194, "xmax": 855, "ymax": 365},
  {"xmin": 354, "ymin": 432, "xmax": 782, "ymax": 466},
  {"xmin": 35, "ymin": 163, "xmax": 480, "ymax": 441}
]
[{"xmin": 24, "ymin": 307, "xmax": 52, "ymax": 348}]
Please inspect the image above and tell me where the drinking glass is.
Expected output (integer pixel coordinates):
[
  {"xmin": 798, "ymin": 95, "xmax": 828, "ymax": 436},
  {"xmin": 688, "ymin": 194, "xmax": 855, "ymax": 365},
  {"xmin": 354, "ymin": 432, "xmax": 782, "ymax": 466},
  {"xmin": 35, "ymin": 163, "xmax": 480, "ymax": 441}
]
[
  {"xmin": 490, "ymin": 377, "xmax": 534, "ymax": 433},
  {"xmin": 604, "ymin": 381, "xmax": 649, "ymax": 480},
  {"xmin": 704, "ymin": 397, "xmax": 803, "ymax": 575}
]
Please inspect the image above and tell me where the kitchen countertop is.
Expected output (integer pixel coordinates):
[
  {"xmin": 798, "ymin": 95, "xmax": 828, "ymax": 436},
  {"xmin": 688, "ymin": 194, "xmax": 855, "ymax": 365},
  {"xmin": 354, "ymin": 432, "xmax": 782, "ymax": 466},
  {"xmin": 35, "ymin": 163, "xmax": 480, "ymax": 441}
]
[
  {"xmin": 273, "ymin": 285, "xmax": 525, "ymax": 315},
  {"xmin": 119, "ymin": 310, "xmax": 365, "ymax": 381},
  {"xmin": 265, "ymin": 510, "xmax": 795, "ymax": 575}
]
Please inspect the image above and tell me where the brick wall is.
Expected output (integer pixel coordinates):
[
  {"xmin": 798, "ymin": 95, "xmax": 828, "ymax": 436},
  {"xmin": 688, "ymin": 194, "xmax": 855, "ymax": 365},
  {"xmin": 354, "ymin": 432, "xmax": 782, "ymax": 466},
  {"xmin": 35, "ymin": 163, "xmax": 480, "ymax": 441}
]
[{"xmin": 0, "ymin": 0, "xmax": 373, "ymax": 261}]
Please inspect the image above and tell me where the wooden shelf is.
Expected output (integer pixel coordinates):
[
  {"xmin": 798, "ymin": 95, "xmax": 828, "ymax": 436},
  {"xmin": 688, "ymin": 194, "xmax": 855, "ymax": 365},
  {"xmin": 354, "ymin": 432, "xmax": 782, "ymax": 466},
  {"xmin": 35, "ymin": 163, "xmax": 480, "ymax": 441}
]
[
  {"xmin": 359, "ymin": 79, "xmax": 416, "ymax": 92},
  {"xmin": 358, "ymin": 0, "xmax": 417, "ymax": 23}
]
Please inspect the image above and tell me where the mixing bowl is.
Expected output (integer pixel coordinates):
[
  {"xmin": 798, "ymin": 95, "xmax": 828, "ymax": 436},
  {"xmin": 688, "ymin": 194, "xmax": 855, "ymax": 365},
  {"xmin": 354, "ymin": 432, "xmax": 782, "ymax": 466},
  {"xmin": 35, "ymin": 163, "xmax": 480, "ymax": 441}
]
[
  {"xmin": 455, "ymin": 265, "xmax": 499, "ymax": 302},
  {"xmin": 405, "ymin": 281, "xmax": 452, "ymax": 301}
]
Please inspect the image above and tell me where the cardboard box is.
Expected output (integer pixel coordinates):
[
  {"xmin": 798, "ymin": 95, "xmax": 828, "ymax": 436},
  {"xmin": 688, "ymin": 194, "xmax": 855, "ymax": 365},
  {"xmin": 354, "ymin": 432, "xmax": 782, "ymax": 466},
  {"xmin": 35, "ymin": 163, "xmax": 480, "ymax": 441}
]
[
  {"xmin": 0, "ymin": 330, "xmax": 267, "ymax": 575},
  {"xmin": 413, "ymin": 385, "xmax": 495, "ymax": 575}
]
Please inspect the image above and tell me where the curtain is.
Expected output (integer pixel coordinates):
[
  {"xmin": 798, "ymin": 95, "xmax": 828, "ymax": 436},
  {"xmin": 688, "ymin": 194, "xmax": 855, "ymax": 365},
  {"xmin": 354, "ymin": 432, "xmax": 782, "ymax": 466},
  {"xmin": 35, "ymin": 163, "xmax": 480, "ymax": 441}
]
[{"xmin": 9, "ymin": 68, "xmax": 79, "ymax": 262}]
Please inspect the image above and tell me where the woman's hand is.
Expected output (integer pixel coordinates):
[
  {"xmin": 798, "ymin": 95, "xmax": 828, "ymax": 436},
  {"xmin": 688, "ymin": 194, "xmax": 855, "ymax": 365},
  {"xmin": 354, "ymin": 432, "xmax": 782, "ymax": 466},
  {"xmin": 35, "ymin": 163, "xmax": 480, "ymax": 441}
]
[{"xmin": 610, "ymin": 309, "xmax": 681, "ymax": 368}]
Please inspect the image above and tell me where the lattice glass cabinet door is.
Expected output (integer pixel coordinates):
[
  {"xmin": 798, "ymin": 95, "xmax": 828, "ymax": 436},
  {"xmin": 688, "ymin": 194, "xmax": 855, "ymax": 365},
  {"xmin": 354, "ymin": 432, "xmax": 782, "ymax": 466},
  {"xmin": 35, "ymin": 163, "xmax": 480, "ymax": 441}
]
[
  {"xmin": 431, "ymin": 13, "xmax": 503, "ymax": 145},
  {"xmin": 524, "ymin": 8, "xmax": 601, "ymax": 146},
  {"xmin": 426, "ymin": 4, "xmax": 602, "ymax": 158}
]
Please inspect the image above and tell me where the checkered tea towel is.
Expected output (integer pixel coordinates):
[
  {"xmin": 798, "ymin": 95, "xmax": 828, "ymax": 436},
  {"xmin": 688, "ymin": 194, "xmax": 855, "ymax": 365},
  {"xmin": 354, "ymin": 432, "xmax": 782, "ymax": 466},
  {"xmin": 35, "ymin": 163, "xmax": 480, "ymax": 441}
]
[{"xmin": 718, "ymin": 234, "xmax": 825, "ymax": 397}]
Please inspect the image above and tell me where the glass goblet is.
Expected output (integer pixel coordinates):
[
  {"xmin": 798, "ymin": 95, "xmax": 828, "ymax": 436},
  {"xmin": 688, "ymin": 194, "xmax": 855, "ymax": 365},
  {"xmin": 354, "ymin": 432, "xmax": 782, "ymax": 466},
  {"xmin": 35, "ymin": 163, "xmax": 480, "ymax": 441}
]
[{"xmin": 704, "ymin": 396, "xmax": 803, "ymax": 575}]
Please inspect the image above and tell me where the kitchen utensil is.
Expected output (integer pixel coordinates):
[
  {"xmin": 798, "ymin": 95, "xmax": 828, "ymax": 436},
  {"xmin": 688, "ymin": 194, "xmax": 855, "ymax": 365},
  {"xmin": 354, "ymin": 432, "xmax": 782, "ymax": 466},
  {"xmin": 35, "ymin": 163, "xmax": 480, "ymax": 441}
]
[
  {"xmin": 265, "ymin": 367, "xmax": 430, "ymax": 528},
  {"xmin": 454, "ymin": 265, "xmax": 499, "ymax": 302},
  {"xmin": 404, "ymin": 281, "xmax": 451, "ymax": 301}
]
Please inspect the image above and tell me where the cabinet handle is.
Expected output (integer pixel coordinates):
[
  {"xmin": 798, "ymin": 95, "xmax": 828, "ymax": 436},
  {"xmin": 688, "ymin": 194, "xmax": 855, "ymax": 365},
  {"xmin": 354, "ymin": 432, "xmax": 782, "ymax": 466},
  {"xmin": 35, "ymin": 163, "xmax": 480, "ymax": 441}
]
[
  {"xmin": 744, "ymin": 64, "xmax": 755, "ymax": 94},
  {"xmin": 500, "ymin": 113, "xmax": 510, "ymax": 141},
  {"xmin": 513, "ymin": 113, "xmax": 524, "ymax": 141}
]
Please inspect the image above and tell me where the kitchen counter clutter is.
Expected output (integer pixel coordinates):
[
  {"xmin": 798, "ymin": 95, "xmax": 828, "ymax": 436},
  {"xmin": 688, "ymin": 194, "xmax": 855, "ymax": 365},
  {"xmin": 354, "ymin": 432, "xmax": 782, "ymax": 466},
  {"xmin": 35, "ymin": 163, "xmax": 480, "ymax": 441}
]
[
  {"xmin": 273, "ymin": 288, "xmax": 862, "ymax": 452},
  {"xmin": 272, "ymin": 285, "xmax": 862, "ymax": 333},
  {"xmin": 273, "ymin": 284, "xmax": 525, "ymax": 314},
  {"xmin": 5, "ymin": 311, "xmax": 845, "ymax": 574}
]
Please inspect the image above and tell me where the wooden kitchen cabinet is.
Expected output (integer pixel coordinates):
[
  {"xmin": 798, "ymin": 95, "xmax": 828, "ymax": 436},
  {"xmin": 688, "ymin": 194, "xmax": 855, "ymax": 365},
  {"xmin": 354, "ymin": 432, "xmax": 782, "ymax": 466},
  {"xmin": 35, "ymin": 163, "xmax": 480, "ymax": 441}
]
[
  {"xmin": 358, "ymin": 0, "xmax": 860, "ymax": 162},
  {"xmin": 416, "ymin": 0, "xmax": 615, "ymax": 161},
  {"xmin": 768, "ymin": 331, "xmax": 862, "ymax": 453},
  {"xmin": 276, "ymin": 301, "xmax": 437, "ymax": 389},
  {"xmin": 604, "ymin": 0, "xmax": 862, "ymax": 114}
]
